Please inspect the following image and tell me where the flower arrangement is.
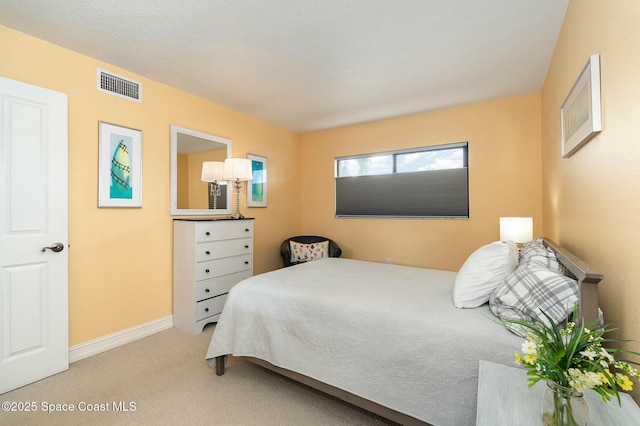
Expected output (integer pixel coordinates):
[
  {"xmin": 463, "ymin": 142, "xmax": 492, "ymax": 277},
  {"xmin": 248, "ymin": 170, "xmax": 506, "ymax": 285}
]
[{"xmin": 509, "ymin": 307, "xmax": 640, "ymax": 404}]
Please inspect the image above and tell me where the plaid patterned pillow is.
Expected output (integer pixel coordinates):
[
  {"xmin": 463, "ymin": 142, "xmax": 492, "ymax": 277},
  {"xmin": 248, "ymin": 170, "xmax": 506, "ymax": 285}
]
[
  {"xmin": 520, "ymin": 239, "xmax": 562, "ymax": 273},
  {"xmin": 489, "ymin": 262, "xmax": 578, "ymax": 335}
]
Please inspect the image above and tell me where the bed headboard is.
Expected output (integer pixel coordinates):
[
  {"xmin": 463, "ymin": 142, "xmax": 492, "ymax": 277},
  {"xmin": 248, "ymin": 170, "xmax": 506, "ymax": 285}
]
[{"xmin": 542, "ymin": 238, "xmax": 603, "ymax": 325}]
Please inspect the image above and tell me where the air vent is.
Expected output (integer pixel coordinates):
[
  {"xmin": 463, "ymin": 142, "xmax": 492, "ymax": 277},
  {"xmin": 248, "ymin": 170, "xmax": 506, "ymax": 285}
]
[{"xmin": 97, "ymin": 68, "xmax": 142, "ymax": 102}]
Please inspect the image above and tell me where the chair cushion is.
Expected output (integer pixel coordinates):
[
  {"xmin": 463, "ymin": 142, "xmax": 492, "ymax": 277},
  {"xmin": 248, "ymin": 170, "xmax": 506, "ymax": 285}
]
[{"xmin": 290, "ymin": 240, "xmax": 329, "ymax": 263}]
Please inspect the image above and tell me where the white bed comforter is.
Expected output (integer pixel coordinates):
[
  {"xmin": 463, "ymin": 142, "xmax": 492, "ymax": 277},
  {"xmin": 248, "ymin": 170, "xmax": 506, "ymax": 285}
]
[{"xmin": 206, "ymin": 258, "xmax": 522, "ymax": 426}]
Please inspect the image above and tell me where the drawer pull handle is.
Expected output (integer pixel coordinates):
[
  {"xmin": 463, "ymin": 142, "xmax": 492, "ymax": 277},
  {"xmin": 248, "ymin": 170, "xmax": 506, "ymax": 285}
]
[
  {"xmin": 205, "ymin": 232, "xmax": 211, "ymax": 236},
  {"xmin": 245, "ymin": 261, "xmax": 249, "ymax": 265},
  {"xmin": 205, "ymin": 251, "xmax": 211, "ymax": 255},
  {"xmin": 205, "ymin": 288, "xmax": 210, "ymax": 293},
  {"xmin": 244, "ymin": 245, "xmax": 249, "ymax": 249},
  {"xmin": 205, "ymin": 308, "xmax": 209, "ymax": 312},
  {"xmin": 245, "ymin": 228, "xmax": 249, "ymax": 232},
  {"xmin": 205, "ymin": 269, "xmax": 210, "ymax": 273}
]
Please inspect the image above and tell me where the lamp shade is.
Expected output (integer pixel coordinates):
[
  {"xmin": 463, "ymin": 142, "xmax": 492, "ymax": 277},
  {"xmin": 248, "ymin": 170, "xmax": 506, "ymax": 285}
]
[
  {"xmin": 499, "ymin": 217, "xmax": 533, "ymax": 243},
  {"xmin": 201, "ymin": 161, "xmax": 225, "ymax": 182},
  {"xmin": 223, "ymin": 158, "xmax": 253, "ymax": 181}
]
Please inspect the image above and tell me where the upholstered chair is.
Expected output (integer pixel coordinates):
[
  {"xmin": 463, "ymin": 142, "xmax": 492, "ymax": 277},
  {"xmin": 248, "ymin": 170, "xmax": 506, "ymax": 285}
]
[{"xmin": 280, "ymin": 236, "xmax": 342, "ymax": 267}]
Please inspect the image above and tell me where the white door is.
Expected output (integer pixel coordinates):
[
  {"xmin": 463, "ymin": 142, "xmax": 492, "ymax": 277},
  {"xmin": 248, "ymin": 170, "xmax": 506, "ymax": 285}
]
[{"xmin": 0, "ymin": 77, "xmax": 69, "ymax": 393}]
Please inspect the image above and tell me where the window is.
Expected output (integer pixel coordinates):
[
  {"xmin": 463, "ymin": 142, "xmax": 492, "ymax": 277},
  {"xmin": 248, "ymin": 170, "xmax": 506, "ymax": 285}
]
[{"xmin": 335, "ymin": 142, "xmax": 468, "ymax": 218}]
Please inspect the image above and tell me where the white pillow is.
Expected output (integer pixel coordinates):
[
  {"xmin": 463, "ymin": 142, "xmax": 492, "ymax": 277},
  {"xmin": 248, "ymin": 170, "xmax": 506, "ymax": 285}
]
[{"xmin": 453, "ymin": 241, "xmax": 519, "ymax": 308}]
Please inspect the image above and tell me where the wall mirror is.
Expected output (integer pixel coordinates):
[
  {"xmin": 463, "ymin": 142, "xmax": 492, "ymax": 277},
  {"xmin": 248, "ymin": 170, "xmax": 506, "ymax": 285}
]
[{"xmin": 170, "ymin": 125, "xmax": 232, "ymax": 215}]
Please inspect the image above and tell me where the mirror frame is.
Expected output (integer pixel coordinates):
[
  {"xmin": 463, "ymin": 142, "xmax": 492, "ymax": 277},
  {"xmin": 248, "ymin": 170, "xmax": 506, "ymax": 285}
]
[{"xmin": 170, "ymin": 125, "xmax": 232, "ymax": 216}]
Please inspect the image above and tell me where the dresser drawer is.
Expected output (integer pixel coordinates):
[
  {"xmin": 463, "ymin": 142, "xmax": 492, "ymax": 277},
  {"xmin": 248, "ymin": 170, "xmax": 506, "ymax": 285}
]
[
  {"xmin": 196, "ymin": 238, "xmax": 253, "ymax": 262},
  {"xmin": 196, "ymin": 270, "xmax": 252, "ymax": 302},
  {"xmin": 196, "ymin": 221, "xmax": 253, "ymax": 242},
  {"xmin": 196, "ymin": 294, "xmax": 227, "ymax": 321},
  {"xmin": 196, "ymin": 254, "xmax": 252, "ymax": 281}
]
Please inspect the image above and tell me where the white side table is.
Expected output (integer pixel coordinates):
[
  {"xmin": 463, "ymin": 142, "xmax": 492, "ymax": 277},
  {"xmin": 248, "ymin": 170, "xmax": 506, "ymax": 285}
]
[{"xmin": 476, "ymin": 360, "xmax": 640, "ymax": 425}]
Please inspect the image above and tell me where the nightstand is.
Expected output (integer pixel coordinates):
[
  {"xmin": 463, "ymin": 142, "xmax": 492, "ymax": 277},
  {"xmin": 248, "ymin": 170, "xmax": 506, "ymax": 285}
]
[{"xmin": 476, "ymin": 360, "xmax": 640, "ymax": 425}]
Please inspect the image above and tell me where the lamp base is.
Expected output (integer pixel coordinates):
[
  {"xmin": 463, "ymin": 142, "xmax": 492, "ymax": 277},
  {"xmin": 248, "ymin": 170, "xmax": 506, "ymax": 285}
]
[{"xmin": 231, "ymin": 179, "xmax": 245, "ymax": 219}]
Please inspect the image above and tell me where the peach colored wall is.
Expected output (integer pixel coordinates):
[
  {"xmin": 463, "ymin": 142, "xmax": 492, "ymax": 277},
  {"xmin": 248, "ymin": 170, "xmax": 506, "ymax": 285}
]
[
  {"xmin": 0, "ymin": 25, "xmax": 300, "ymax": 346},
  {"xmin": 300, "ymin": 94, "xmax": 543, "ymax": 272},
  {"xmin": 541, "ymin": 0, "xmax": 640, "ymax": 397}
]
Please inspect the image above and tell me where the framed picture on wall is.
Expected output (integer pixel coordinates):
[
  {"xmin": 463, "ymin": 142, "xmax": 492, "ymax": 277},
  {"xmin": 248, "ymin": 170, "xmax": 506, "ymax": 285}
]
[
  {"xmin": 561, "ymin": 54, "xmax": 602, "ymax": 158},
  {"xmin": 98, "ymin": 121, "xmax": 143, "ymax": 207},
  {"xmin": 247, "ymin": 153, "xmax": 267, "ymax": 207}
]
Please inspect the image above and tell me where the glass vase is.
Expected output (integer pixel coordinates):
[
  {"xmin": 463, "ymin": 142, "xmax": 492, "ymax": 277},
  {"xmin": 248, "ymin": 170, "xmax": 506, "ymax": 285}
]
[{"xmin": 541, "ymin": 380, "xmax": 589, "ymax": 426}]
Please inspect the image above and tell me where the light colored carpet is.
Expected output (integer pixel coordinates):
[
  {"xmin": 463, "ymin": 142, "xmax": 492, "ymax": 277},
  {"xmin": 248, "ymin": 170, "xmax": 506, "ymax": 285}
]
[{"xmin": 0, "ymin": 324, "xmax": 398, "ymax": 426}]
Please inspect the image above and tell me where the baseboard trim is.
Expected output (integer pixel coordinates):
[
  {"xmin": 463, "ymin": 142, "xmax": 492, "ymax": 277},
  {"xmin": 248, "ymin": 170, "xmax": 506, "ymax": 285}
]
[{"xmin": 69, "ymin": 315, "xmax": 174, "ymax": 363}]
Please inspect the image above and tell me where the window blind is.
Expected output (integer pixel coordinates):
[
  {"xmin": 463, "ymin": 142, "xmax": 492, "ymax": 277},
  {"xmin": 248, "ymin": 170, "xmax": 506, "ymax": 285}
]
[{"xmin": 335, "ymin": 167, "xmax": 469, "ymax": 218}]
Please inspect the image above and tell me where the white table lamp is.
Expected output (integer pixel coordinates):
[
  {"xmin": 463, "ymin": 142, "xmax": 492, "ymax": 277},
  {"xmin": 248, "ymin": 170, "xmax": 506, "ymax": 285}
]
[
  {"xmin": 499, "ymin": 217, "xmax": 533, "ymax": 244},
  {"xmin": 223, "ymin": 158, "xmax": 253, "ymax": 219},
  {"xmin": 201, "ymin": 161, "xmax": 225, "ymax": 209}
]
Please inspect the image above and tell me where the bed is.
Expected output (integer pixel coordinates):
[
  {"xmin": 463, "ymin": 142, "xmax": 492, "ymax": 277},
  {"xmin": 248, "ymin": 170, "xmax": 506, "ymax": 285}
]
[{"xmin": 205, "ymin": 238, "xmax": 603, "ymax": 425}]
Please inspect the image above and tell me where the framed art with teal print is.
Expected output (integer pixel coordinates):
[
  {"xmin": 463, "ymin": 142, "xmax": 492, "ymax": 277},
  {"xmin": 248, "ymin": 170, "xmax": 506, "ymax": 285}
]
[
  {"xmin": 98, "ymin": 121, "xmax": 142, "ymax": 207},
  {"xmin": 247, "ymin": 153, "xmax": 267, "ymax": 207}
]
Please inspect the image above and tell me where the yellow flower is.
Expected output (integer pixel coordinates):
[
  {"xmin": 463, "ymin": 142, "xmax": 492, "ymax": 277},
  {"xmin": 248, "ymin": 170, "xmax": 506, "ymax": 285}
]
[
  {"xmin": 515, "ymin": 352, "xmax": 521, "ymax": 365},
  {"xmin": 616, "ymin": 374, "xmax": 634, "ymax": 391},
  {"xmin": 597, "ymin": 371, "xmax": 608, "ymax": 384},
  {"xmin": 523, "ymin": 354, "xmax": 536, "ymax": 365}
]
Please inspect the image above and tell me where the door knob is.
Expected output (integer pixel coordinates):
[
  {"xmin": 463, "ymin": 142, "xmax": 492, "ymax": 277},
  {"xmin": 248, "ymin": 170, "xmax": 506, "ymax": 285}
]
[{"xmin": 41, "ymin": 242, "xmax": 64, "ymax": 253}]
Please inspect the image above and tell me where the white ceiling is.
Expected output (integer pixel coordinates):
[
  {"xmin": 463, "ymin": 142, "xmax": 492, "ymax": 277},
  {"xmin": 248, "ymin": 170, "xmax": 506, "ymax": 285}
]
[{"xmin": 0, "ymin": 1, "xmax": 568, "ymax": 133}]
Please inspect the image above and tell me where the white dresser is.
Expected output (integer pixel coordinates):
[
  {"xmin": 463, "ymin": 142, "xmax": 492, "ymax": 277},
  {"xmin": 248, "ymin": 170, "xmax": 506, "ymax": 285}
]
[{"xmin": 173, "ymin": 218, "xmax": 254, "ymax": 334}]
